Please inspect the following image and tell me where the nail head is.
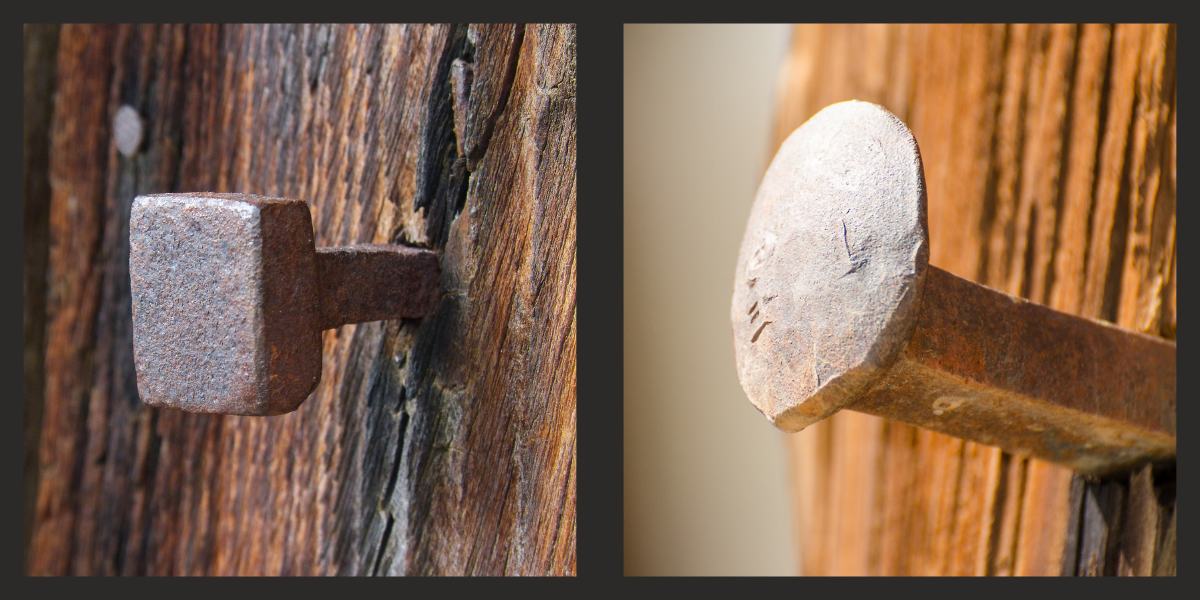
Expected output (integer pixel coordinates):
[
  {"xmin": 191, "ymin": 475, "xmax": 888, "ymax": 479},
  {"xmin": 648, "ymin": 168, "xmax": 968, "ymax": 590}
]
[{"xmin": 731, "ymin": 100, "xmax": 929, "ymax": 431}]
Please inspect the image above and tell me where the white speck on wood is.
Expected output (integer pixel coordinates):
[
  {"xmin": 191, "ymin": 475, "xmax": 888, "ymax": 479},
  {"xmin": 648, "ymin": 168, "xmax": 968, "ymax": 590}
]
[{"xmin": 114, "ymin": 104, "xmax": 143, "ymax": 157}]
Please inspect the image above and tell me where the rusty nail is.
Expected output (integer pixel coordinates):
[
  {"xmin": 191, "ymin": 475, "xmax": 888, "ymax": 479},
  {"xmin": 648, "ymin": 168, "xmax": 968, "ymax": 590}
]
[
  {"xmin": 731, "ymin": 101, "xmax": 1175, "ymax": 475},
  {"xmin": 130, "ymin": 192, "xmax": 440, "ymax": 416}
]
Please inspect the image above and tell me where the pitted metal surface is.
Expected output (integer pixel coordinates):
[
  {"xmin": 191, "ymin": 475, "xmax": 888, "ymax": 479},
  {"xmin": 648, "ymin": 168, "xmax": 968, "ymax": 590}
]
[
  {"xmin": 316, "ymin": 244, "xmax": 441, "ymax": 330},
  {"xmin": 130, "ymin": 192, "xmax": 439, "ymax": 416},
  {"xmin": 732, "ymin": 101, "xmax": 1175, "ymax": 475},
  {"xmin": 731, "ymin": 101, "xmax": 928, "ymax": 431},
  {"xmin": 130, "ymin": 193, "xmax": 283, "ymax": 414}
]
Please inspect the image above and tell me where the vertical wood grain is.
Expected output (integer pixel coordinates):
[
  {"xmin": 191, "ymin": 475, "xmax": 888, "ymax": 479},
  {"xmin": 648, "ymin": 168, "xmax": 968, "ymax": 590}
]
[
  {"xmin": 773, "ymin": 23, "xmax": 1175, "ymax": 576},
  {"xmin": 28, "ymin": 23, "xmax": 575, "ymax": 576},
  {"xmin": 23, "ymin": 23, "xmax": 60, "ymax": 574}
]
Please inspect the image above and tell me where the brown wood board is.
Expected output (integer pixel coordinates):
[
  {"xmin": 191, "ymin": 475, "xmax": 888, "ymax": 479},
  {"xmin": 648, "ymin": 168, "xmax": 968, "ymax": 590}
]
[
  {"xmin": 23, "ymin": 23, "xmax": 62, "ymax": 575},
  {"xmin": 774, "ymin": 23, "xmax": 1174, "ymax": 576},
  {"xmin": 27, "ymin": 23, "xmax": 575, "ymax": 576}
]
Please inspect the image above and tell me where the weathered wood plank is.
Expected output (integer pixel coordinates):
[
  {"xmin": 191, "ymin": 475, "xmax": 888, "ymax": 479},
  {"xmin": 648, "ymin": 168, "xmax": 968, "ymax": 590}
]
[
  {"xmin": 1012, "ymin": 461, "xmax": 1073, "ymax": 575},
  {"xmin": 1080, "ymin": 23, "xmax": 1144, "ymax": 323},
  {"xmin": 1117, "ymin": 465, "xmax": 1158, "ymax": 575},
  {"xmin": 33, "ymin": 24, "xmax": 118, "ymax": 577},
  {"xmin": 1152, "ymin": 480, "xmax": 1175, "ymax": 576},
  {"xmin": 23, "ymin": 22, "xmax": 61, "ymax": 575},
  {"xmin": 1077, "ymin": 478, "xmax": 1126, "ymax": 575},
  {"xmin": 774, "ymin": 23, "xmax": 1175, "ymax": 576},
  {"xmin": 1050, "ymin": 24, "xmax": 1111, "ymax": 316},
  {"xmin": 28, "ymin": 23, "xmax": 574, "ymax": 576},
  {"xmin": 379, "ymin": 22, "xmax": 576, "ymax": 575}
]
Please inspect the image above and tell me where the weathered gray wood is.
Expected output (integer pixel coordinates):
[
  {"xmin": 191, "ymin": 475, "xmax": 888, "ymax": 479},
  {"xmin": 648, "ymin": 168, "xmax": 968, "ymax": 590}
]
[
  {"xmin": 1062, "ymin": 463, "xmax": 1175, "ymax": 576},
  {"xmin": 1152, "ymin": 496, "xmax": 1175, "ymax": 576},
  {"xmin": 1117, "ymin": 465, "xmax": 1158, "ymax": 575},
  {"xmin": 1077, "ymin": 478, "xmax": 1126, "ymax": 575},
  {"xmin": 1059, "ymin": 473, "xmax": 1086, "ymax": 575}
]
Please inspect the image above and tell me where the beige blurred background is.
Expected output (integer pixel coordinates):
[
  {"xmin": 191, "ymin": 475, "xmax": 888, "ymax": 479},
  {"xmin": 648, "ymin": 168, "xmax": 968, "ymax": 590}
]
[{"xmin": 623, "ymin": 24, "xmax": 795, "ymax": 575}]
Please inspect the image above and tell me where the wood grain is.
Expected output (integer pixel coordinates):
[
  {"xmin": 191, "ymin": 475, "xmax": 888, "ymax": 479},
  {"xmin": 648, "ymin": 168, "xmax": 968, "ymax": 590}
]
[
  {"xmin": 774, "ymin": 23, "xmax": 1174, "ymax": 576},
  {"xmin": 27, "ymin": 23, "xmax": 575, "ymax": 576},
  {"xmin": 23, "ymin": 23, "xmax": 61, "ymax": 574}
]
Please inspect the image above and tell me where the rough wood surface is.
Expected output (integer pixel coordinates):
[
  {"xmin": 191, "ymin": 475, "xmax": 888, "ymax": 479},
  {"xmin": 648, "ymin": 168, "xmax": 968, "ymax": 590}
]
[
  {"xmin": 27, "ymin": 23, "xmax": 575, "ymax": 576},
  {"xmin": 776, "ymin": 23, "xmax": 1174, "ymax": 576},
  {"xmin": 23, "ymin": 23, "xmax": 61, "ymax": 574}
]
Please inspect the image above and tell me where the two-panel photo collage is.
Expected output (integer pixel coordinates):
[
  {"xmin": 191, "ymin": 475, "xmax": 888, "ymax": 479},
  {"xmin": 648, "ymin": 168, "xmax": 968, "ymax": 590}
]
[{"xmin": 24, "ymin": 23, "xmax": 1175, "ymax": 577}]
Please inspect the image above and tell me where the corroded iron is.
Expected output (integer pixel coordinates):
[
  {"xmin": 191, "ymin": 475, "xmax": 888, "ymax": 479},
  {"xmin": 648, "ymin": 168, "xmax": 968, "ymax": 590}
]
[
  {"xmin": 130, "ymin": 192, "xmax": 440, "ymax": 416},
  {"xmin": 731, "ymin": 101, "xmax": 1175, "ymax": 475}
]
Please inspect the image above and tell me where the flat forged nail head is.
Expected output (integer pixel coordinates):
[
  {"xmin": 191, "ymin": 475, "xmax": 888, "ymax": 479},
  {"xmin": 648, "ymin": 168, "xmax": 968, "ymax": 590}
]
[
  {"xmin": 129, "ymin": 192, "xmax": 440, "ymax": 417},
  {"xmin": 731, "ymin": 101, "xmax": 1175, "ymax": 475},
  {"xmin": 731, "ymin": 100, "xmax": 929, "ymax": 432}
]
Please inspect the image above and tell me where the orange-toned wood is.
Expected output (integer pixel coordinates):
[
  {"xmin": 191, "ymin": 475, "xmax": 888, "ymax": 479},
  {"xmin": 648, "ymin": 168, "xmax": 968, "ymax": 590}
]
[{"xmin": 776, "ymin": 23, "xmax": 1174, "ymax": 576}]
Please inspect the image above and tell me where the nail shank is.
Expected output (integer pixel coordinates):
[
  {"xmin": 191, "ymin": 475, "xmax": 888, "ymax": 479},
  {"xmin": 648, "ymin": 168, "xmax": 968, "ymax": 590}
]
[
  {"xmin": 315, "ymin": 244, "xmax": 441, "ymax": 330},
  {"xmin": 847, "ymin": 266, "xmax": 1176, "ymax": 475}
]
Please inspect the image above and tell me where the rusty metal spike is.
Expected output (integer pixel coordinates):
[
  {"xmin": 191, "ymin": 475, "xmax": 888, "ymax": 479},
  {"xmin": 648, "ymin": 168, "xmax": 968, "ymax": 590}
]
[
  {"xmin": 731, "ymin": 101, "xmax": 1175, "ymax": 475},
  {"xmin": 130, "ymin": 192, "xmax": 440, "ymax": 416}
]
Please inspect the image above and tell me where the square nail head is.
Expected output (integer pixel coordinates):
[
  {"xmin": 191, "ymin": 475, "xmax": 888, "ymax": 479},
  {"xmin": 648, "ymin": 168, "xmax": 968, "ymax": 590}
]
[{"xmin": 130, "ymin": 192, "xmax": 321, "ymax": 415}]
